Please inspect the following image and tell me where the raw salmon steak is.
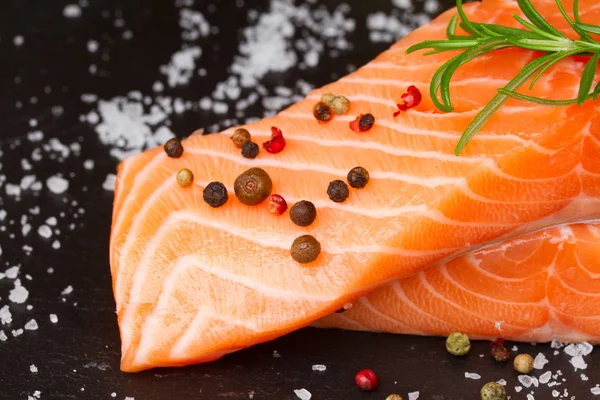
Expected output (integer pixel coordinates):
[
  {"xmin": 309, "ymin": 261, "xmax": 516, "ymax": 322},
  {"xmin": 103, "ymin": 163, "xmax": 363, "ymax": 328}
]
[
  {"xmin": 111, "ymin": 0, "xmax": 600, "ymax": 371},
  {"xmin": 318, "ymin": 223, "xmax": 600, "ymax": 343}
]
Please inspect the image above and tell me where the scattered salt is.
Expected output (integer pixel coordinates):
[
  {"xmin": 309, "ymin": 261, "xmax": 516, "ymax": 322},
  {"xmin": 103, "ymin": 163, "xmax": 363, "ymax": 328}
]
[
  {"xmin": 0, "ymin": 306, "xmax": 12, "ymax": 325},
  {"xmin": 14, "ymin": 35, "xmax": 24, "ymax": 46},
  {"xmin": 87, "ymin": 40, "xmax": 99, "ymax": 53},
  {"xmin": 61, "ymin": 285, "xmax": 74, "ymax": 296},
  {"xmin": 539, "ymin": 371, "xmax": 552, "ymax": 384},
  {"xmin": 47, "ymin": 175, "xmax": 69, "ymax": 194},
  {"xmin": 465, "ymin": 372, "xmax": 481, "ymax": 380},
  {"xmin": 12, "ymin": 328, "xmax": 23, "ymax": 337},
  {"xmin": 160, "ymin": 47, "xmax": 202, "ymax": 87},
  {"xmin": 5, "ymin": 266, "xmax": 19, "ymax": 279},
  {"xmin": 311, "ymin": 364, "xmax": 326, "ymax": 372},
  {"xmin": 518, "ymin": 375, "xmax": 539, "ymax": 388},
  {"xmin": 24, "ymin": 319, "xmax": 38, "ymax": 330},
  {"xmin": 9, "ymin": 283, "xmax": 29, "ymax": 304},
  {"xmin": 592, "ymin": 386, "xmax": 600, "ymax": 395},
  {"xmin": 30, "ymin": 364, "xmax": 38, "ymax": 373},
  {"xmin": 408, "ymin": 392, "xmax": 420, "ymax": 400},
  {"xmin": 294, "ymin": 389, "xmax": 311, "ymax": 400},
  {"xmin": 570, "ymin": 355, "xmax": 588, "ymax": 371},
  {"xmin": 38, "ymin": 225, "xmax": 52, "ymax": 239},
  {"xmin": 534, "ymin": 353, "xmax": 549, "ymax": 370},
  {"xmin": 52, "ymin": 240, "xmax": 61, "ymax": 250},
  {"xmin": 63, "ymin": 4, "xmax": 82, "ymax": 18},
  {"xmin": 49, "ymin": 314, "xmax": 58, "ymax": 323},
  {"xmin": 103, "ymin": 174, "xmax": 116, "ymax": 191},
  {"xmin": 0, "ymin": 331, "xmax": 6, "ymax": 341},
  {"xmin": 497, "ymin": 379, "xmax": 507, "ymax": 386},
  {"xmin": 5, "ymin": 183, "xmax": 21, "ymax": 197},
  {"xmin": 273, "ymin": 350, "xmax": 281, "ymax": 358}
]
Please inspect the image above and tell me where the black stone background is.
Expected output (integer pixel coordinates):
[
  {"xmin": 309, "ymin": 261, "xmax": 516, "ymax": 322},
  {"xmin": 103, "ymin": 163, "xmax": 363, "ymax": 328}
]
[{"xmin": 0, "ymin": 0, "xmax": 597, "ymax": 399}]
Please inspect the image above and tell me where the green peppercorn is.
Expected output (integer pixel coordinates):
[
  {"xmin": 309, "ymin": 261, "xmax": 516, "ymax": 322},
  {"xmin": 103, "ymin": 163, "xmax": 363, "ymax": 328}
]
[
  {"xmin": 234, "ymin": 167, "xmax": 273, "ymax": 206},
  {"xmin": 359, "ymin": 113, "xmax": 375, "ymax": 131},
  {"xmin": 347, "ymin": 167, "xmax": 369, "ymax": 189},
  {"xmin": 164, "ymin": 138, "xmax": 183, "ymax": 158},
  {"xmin": 480, "ymin": 382, "xmax": 506, "ymax": 400},
  {"xmin": 321, "ymin": 93, "xmax": 336, "ymax": 107},
  {"xmin": 313, "ymin": 102, "xmax": 333, "ymax": 122},
  {"xmin": 291, "ymin": 235, "xmax": 321, "ymax": 264},
  {"xmin": 327, "ymin": 180, "xmax": 349, "ymax": 203},
  {"xmin": 386, "ymin": 395, "xmax": 403, "ymax": 400},
  {"xmin": 231, "ymin": 128, "xmax": 251, "ymax": 148},
  {"xmin": 203, "ymin": 181, "xmax": 228, "ymax": 208},
  {"xmin": 445, "ymin": 332, "xmax": 471, "ymax": 356},
  {"xmin": 241, "ymin": 141, "xmax": 259, "ymax": 159},
  {"xmin": 331, "ymin": 96, "xmax": 350, "ymax": 115},
  {"xmin": 289, "ymin": 200, "xmax": 317, "ymax": 227},
  {"xmin": 176, "ymin": 168, "xmax": 194, "ymax": 187}
]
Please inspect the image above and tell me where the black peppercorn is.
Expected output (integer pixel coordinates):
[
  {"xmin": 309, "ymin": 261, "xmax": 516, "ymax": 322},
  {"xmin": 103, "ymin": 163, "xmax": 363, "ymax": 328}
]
[
  {"xmin": 234, "ymin": 167, "xmax": 273, "ymax": 206},
  {"xmin": 290, "ymin": 235, "xmax": 321, "ymax": 264},
  {"xmin": 327, "ymin": 180, "xmax": 349, "ymax": 203},
  {"xmin": 313, "ymin": 102, "xmax": 333, "ymax": 123},
  {"xmin": 347, "ymin": 167, "xmax": 370, "ymax": 189},
  {"xmin": 203, "ymin": 181, "xmax": 229, "ymax": 208},
  {"xmin": 358, "ymin": 113, "xmax": 375, "ymax": 131},
  {"xmin": 289, "ymin": 200, "xmax": 317, "ymax": 227},
  {"xmin": 241, "ymin": 141, "xmax": 259, "ymax": 159},
  {"xmin": 164, "ymin": 138, "xmax": 183, "ymax": 158}
]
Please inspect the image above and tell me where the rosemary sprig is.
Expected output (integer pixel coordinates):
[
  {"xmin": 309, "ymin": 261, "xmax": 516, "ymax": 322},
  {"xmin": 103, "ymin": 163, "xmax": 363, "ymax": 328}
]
[{"xmin": 406, "ymin": 0, "xmax": 600, "ymax": 155}]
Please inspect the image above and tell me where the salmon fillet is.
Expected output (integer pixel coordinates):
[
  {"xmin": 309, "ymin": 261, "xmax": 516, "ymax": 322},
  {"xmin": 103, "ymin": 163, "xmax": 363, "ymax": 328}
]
[
  {"xmin": 111, "ymin": 0, "xmax": 600, "ymax": 371},
  {"xmin": 318, "ymin": 223, "xmax": 600, "ymax": 343}
]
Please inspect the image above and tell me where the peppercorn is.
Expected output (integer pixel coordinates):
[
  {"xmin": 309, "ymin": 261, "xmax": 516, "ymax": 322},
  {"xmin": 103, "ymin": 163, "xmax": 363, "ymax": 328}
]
[
  {"xmin": 347, "ymin": 167, "xmax": 370, "ymax": 189},
  {"xmin": 268, "ymin": 194, "xmax": 288, "ymax": 215},
  {"xmin": 263, "ymin": 126, "xmax": 286, "ymax": 154},
  {"xmin": 491, "ymin": 338, "xmax": 511, "ymax": 363},
  {"xmin": 327, "ymin": 180, "xmax": 349, "ymax": 203},
  {"xmin": 234, "ymin": 167, "xmax": 273, "ymax": 206},
  {"xmin": 386, "ymin": 395, "xmax": 403, "ymax": 400},
  {"xmin": 331, "ymin": 96, "xmax": 350, "ymax": 115},
  {"xmin": 445, "ymin": 332, "xmax": 471, "ymax": 356},
  {"xmin": 203, "ymin": 181, "xmax": 228, "ymax": 208},
  {"xmin": 290, "ymin": 235, "xmax": 321, "ymax": 264},
  {"xmin": 176, "ymin": 168, "xmax": 194, "ymax": 187},
  {"xmin": 480, "ymin": 382, "xmax": 506, "ymax": 400},
  {"xmin": 313, "ymin": 102, "xmax": 333, "ymax": 123},
  {"xmin": 241, "ymin": 141, "xmax": 259, "ymax": 159},
  {"xmin": 355, "ymin": 369, "xmax": 378, "ymax": 391},
  {"xmin": 359, "ymin": 113, "xmax": 375, "ymax": 131},
  {"xmin": 394, "ymin": 85, "xmax": 423, "ymax": 117},
  {"xmin": 230, "ymin": 128, "xmax": 251, "ymax": 148},
  {"xmin": 289, "ymin": 200, "xmax": 317, "ymax": 227},
  {"xmin": 321, "ymin": 93, "xmax": 336, "ymax": 107},
  {"xmin": 164, "ymin": 138, "xmax": 183, "ymax": 158},
  {"xmin": 513, "ymin": 353, "xmax": 534, "ymax": 374}
]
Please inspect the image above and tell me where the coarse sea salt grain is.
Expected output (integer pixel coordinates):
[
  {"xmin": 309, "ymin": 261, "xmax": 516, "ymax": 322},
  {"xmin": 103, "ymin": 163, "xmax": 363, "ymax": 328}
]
[
  {"xmin": 592, "ymin": 385, "xmax": 600, "ymax": 395},
  {"xmin": 47, "ymin": 175, "xmax": 69, "ymax": 194},
  {"xmin": 0, "ymin": 306, "xmax": 12, "ymax": 325},
  {"xmin": 534, "ymin": 353, "xmax": 549, "ymax": 369},
  {"xmin": 294, "ymin": 389, "xmax": 311, "ymax": 400},
  {"xmin": 25, "ymin": 319, "xmax": 38, "ymax": 330},
  {"xmin": 61, "ymin": 285, "xmax": 74, "ymax": 296},
  {"xmin": 518, "ymin": 375, "xmax": 538, "ymax": 388},
  {"xmin": 160, "ymin": 47, "xmax": 202, "ymax": 87},
  {"xmin": 408, "ymin": 392, "xmax": 420, "ymax": 400},
  {"xmin": 570, "ymin": 355, "xmax": 588, "ymax": 370},
  {"xmin": 465, "ymin": 372, "xmax": 481, "ymax": 380},
  {"xmin": 37, "ymin": 225, "xmax": 52, "ymax": 239},
  {"xmin": 5, "ymin": 266, "xmax": 19, "ymax": 279},
  {"xmin": 9, "ymin": 283, "xmax": 29, "ymax": 304},
  {"xmin": 49, "ymin": 314, "xmax": 58, "ymax": 323},
  {"xmin": 103, "ymin": 174, "xmax": 116, "ymax": 191},
  {"xmin": 539, "ymin": 371, "xmax": 552, "ymax": 384},
  {"xmin": 12, "ymin": 328, "xmax": 23, "ymax": 337},
  {"xmin": 0, "ymin": 331, "xmax": 6, "ymax": 341},
  {"xmin": 63, "ymin": 4, "xmax": 82, "ymax": 18},
  {"xmin": 311, "ymin": 364, "xmax": 326, "ymax": 372}
]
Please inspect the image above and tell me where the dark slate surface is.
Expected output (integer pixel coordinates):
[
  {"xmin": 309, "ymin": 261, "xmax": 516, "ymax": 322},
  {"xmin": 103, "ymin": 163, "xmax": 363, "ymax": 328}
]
[{"xmin": 0, "ymin": 0, "xmax": 597, "ymax": 399}]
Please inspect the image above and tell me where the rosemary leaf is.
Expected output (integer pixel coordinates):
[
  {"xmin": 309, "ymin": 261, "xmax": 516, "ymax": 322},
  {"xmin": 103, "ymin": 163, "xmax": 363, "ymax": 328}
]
[
  {"xmin": 498, "ymin": 89, "xmax": 579, "ymax": 106},
  {"xmin": 516, "ymin": 0, "xmax": 566, "ymax": 38},
  {"xmin": 577, "ymin": 52, "xmax": 600, "ymax": 106}
]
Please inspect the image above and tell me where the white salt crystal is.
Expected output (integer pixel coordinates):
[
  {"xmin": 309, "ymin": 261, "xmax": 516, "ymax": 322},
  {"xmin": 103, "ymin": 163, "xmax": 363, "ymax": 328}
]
[
  {"xmin": 534, "ymin": 353, "xmax": 549, "ymax": 369},
  {"xmin": 152, "ymin": 81, "xmax": 164, "ymax": 93},
  {"xmin": 111, "ymin": 393, "xmax": 116, "ymax": 398},
  {"xmin": 22, "ymin": 224, "xmax": 31, "ymax": 236},
  {"xmin": 294, "ymin": 389, "xmax": 311, "ymax": 400},
  {"xmin": 515, "ymin": 386, "xmax": 523, "ymax": 392},
  {"xmin": 5, "ymin": 183, "xmax": 21, "ymax": 197},
  {"xmin": 30, "ymin": 364, "xmax": 38, "ymax": 373},
  {"xmin": 25, "ymin": 319, "xmax": 38, "ymax": 330},
  {"xmin": 46, "ymin": 217, "xmax": 57, "ymax": 226},
  {"xmin": 581, "ymin": 373, "xmax": 589, "ymax": 381},
  {"xmin": 0, "ymin": 330, "xmax": 6, "ymax": 341},
  {"xmin": 569, "ymin": 355, "xmax": 587, "ymax": 370},
  {"xmin": 0, "ymin": 306, "xmax": 12, "ymax": 324},
  {"xmin": 539, "ymin": 371, "xmax": 552, "ymax": 384},
  {"xmin": 273, "ymin": 350, "xmax": 281, "ymax": 358},
  {"xmin": 5, "ymin": 266, "xmax": 19, "ymax": 279},
  {"xmin": 311, "ymin": 364, "xmax": 326, "ymax": 372},
  {"xmin": 160, "ymin": 47, "xmax": 202, "ymax": 87},
  {"xmin": 12, "ymin": 328, "xmax": 23, "ymax": 337},
  {"xmin": 526, "ymin": 394, "xmax": 534, "ymax": 400},
  {"xmin": 518, "ymin": 375, "xmax": 537, "ymax": 388},
  {"xmin": 465, "ymin": 372, "xmax": 481, "ymax": 380},
  {"xmin": 497, "ymin": 379, "xmax": 507, "ymax": 386},
  {"xmin": 124, "ymin": 398, "xmax": 134, "ymax": 400},
  {"xmin": 87, "ymin": 40, "xmax": 98, "ymax": 53},
  {"xmin": 63, "ymin": 4, "xmax": 82, "ymax": 18},
  {"xmin": 83, "ymin": 160, "xmax": 94, "ymax": 170},
  {"xmin": 49, "ymin": 314, "xmax": 58, "ymax": 323},
  {"xmin": 103, "ymin": 174, "xmax": 116, "ymax": 191},
  {"xmin": 52, "ymin": 240, "xmax": 61, "ymax": 249},
  {"xmin": 28, "ymin": 131, "xmax": 43, "ymax": 141},
  {"xmin": 552, "ymin": 389, "xmax": 560, "ymax": 397},
  {"xmin": 38, "ymin": 225, "xmax": 52, "ymax": 239},
  {"xmin": 551, "ymin": 340, "xmax": 564, "ymax": 349},
  {"xmin": 592, "ymin": 386, "xmax": 600, "ymax": 395},
  {"xmin": 408, "ymin": 392, "xmax": 420, "ymax": 400},
  {"xmin": 61, "ymin": 285, "xmax": 74, "ymax": 295},
  {"xmin": 14, "ymin": 35, "xmax": 24, "ymax": 46},
  {"xmin": 9, "ymin": 284, "xmax": 28, "ymax": 304},
  {"xmin": 47, "ymin": 175, "xmax": 69, "ymax": 194}
]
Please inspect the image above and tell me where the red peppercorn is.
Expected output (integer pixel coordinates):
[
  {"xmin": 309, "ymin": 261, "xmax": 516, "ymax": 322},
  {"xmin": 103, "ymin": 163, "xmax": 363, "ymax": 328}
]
[
  {"xmin": 349, "ymin": 113, "xmax": 375, "ymax": 133},
  {"xmin": 263, "ymin": 126, "xmax": 286, "ymax": 154},
  {"xmin": 394, "ymin": 85, "xmax": 422, "ymax": 116},
  {"xmin": 268, "ymin": 194, "xmax": 288, "ymax": 215},
  {"xmin": 490, "ymin": 338, "xmax": 511, "ymax": 363},
  {"xmin": 355, "ymin": 369, "xmax": 378, "ymax": 391}
]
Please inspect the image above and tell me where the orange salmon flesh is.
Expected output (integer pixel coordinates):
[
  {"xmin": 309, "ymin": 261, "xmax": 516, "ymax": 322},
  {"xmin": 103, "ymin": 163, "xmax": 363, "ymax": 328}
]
[{"xmin": 110, "ymin": 0, "xmax": 600, "ymax": 371}]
